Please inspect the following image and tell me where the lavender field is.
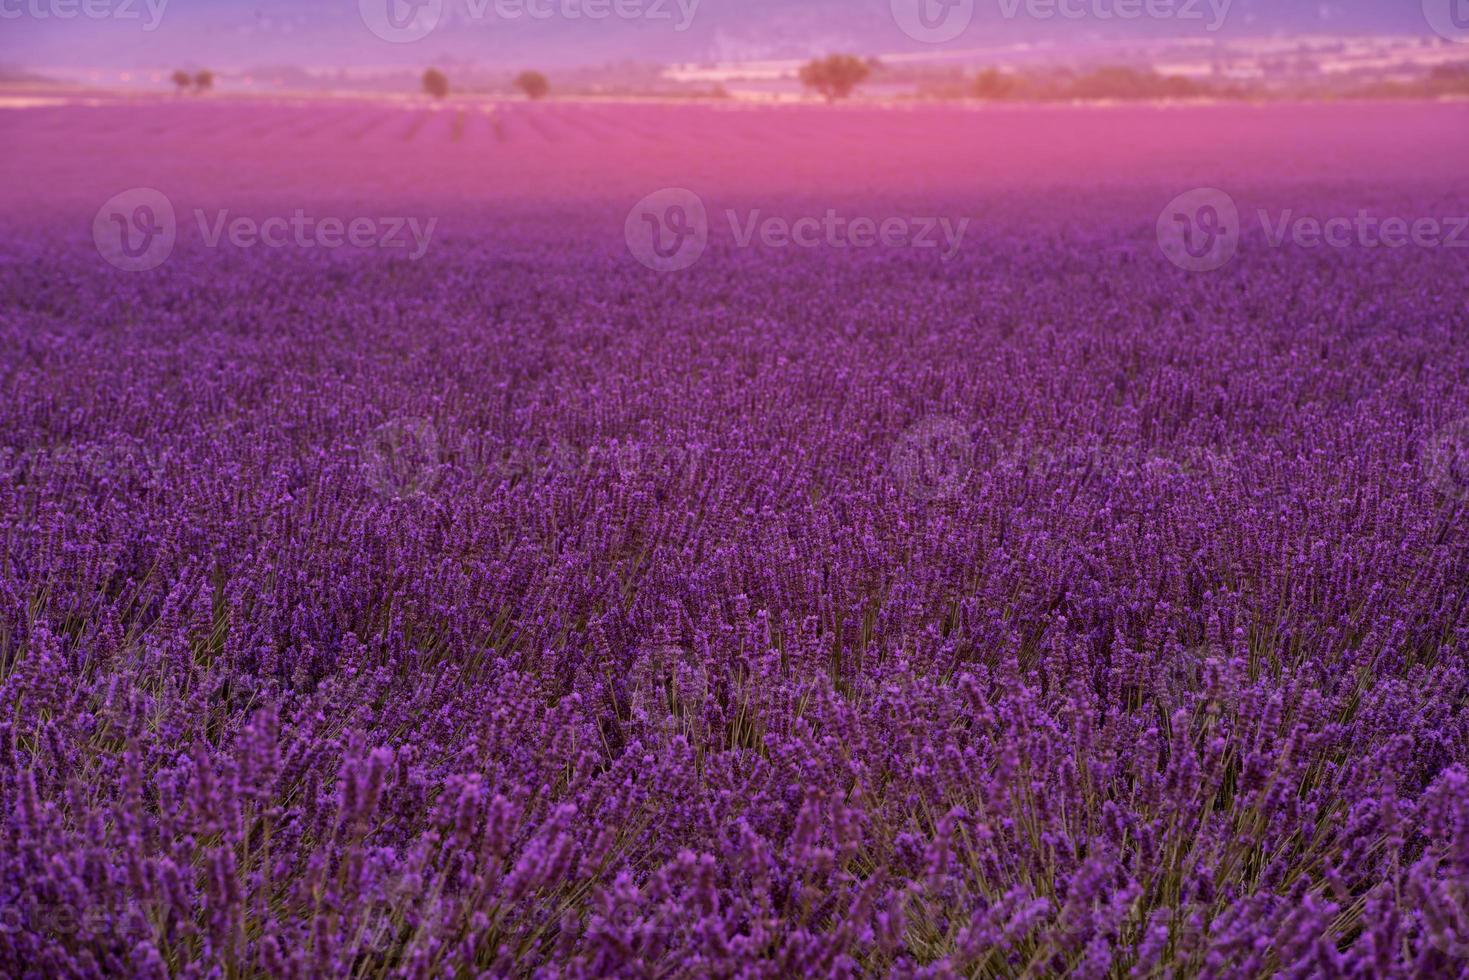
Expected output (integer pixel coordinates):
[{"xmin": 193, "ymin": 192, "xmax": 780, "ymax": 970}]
[{"xmin": 2, "ymin": 97, "xmax": 1469, "ymax": 977}]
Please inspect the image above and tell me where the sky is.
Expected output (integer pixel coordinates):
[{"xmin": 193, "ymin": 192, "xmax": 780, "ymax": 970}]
[{"xmin": 0, "ymin": 0, "xmax": 1460, "ymax": 73}]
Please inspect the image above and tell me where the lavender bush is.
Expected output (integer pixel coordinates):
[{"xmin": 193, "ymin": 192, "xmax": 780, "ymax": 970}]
[{"xmin": 1, "ymin": 180, "xmax": 1468, "ymax": 977}]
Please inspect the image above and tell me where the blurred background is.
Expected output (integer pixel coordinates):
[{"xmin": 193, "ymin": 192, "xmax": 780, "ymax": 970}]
[{"xmin": 3, "ymin": 0, "xmax": 1467, "ymax": 103}]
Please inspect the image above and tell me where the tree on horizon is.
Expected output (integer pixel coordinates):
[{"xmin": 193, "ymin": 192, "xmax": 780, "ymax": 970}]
[
  {"xmin": 798, "ymin": 55, "xmax": 874, "ymax": 103},
  {"xmin": 423, "ymin": 68, "xmax": 450, "ymax": 100},
  {"xmin": 513, "ymin": 71, "xmax": 550, "ymax": 100}
]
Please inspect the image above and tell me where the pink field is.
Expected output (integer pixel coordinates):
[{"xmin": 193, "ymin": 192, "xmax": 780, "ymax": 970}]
[{"xmin": 3, "ymin": 96, "xmax": 1468, "ymax": 225}]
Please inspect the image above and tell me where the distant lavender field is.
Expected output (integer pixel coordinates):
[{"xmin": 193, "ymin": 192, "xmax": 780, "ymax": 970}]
[{"xmin": 1, "ymin": 98, "xmax": 1468, "ymax": 977}]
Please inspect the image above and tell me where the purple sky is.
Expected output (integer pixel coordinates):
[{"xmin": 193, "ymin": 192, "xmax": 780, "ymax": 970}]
[{"xmin": 0, "ymin": 0, "xmax": 1458, "ymax": 72}]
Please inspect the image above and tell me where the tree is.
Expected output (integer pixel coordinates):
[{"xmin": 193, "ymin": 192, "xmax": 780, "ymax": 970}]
[
  {"xmin": 798, "ymin": 54, "xmax": 872, "ymax": 103},
  {"xmin": 422, "ymin": 68, "xmax": 449, "ymax": 100},
  {"xmin": 1068, "ymin": 67, "xmax": 1203, "ymax": 101},
  {"xmin": 513, "ymin": 71, "xmax": 550, "ymax": 100},
  {"xmin": 171, "ymin": 70, "xmax": 192, "ymax": 94},
  {"xmin": 972, "ymin": 69, "xmax": 1020, "ymax": 101},
  {"xmin": 193, "ymin": 70, "xmax": 214, "ymax": 94},
  {"xmin": 1429, "ymin": 64, "xmax": 1469, "ymax": 94}
]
